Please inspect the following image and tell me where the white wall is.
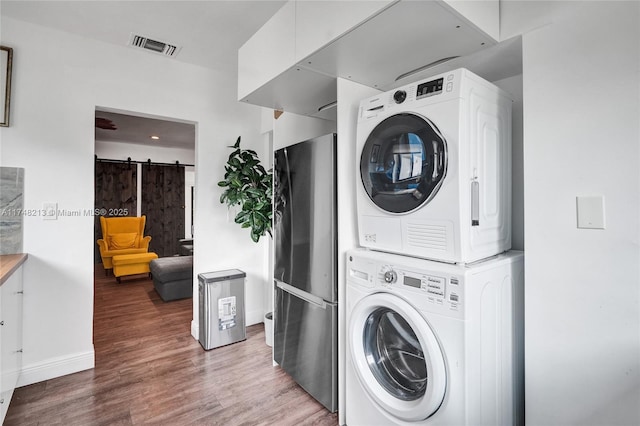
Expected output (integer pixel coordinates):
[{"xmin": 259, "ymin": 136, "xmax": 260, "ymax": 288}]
[
  {"xmin": 516, "ymin": 2, "xmax": 640, "ymax": 424},
  {"xmin": 0, "ymin": 16, "xmax": 268, "ymax": 386}
]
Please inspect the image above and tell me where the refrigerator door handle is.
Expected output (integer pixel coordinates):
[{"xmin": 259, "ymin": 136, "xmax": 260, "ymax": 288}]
[{"xmin": 275, "ymin": 280, "xmax": 327, "ymax": 309}]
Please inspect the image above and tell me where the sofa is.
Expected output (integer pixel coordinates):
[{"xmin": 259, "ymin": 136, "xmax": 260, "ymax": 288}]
[
  {"xmin": 97, "ymin": 215, "xmax": 152, "ymax": 275},
  {"xmin": 178, "ymin": 238, "xmax": 194, "ymax": 256}
]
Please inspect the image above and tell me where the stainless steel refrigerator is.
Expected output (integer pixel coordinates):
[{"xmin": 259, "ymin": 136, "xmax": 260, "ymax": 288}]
[{"xmin": 273, "ymin": 133, "xmax": 337, "ymax": 413}]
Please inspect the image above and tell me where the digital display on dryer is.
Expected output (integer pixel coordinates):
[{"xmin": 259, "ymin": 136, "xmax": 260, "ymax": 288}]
[
  {"xmin": 416, "ymin": 78, "xmax": 444, "ymax": 99},
  {"xmin": 404, "ymin": 276, "xmax": 422, "ymax": 289}
]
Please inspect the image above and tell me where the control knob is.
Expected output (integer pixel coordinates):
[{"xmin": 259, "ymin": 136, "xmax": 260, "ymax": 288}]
[
  {"xmin": 382, "ymin": 267, "xmax": 397, "ymax": 284},
  {"xmin": 393, "ymin": 90, "xmax": 407, "ymax": 104}
]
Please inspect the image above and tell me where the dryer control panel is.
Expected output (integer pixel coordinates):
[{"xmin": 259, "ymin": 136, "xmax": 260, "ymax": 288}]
[
  {"xmin": 359, "ymin": 69, "xmax": 464, "ymax": 121},
  {"xmin": 416, "ymin": 77, "xmax": 444, "ymax": 100}
]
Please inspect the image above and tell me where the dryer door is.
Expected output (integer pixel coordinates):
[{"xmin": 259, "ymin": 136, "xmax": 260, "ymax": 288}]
[
  {"xmin": 360, "ymin": 113, "xmax": 447, "ymax": 213},
  {"xmin": 349, "ymin": 292, "xmax": 446, "ymax": 421}
]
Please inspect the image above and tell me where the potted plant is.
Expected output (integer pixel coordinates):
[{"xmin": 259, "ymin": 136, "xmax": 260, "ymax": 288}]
[{"xmin": 218, "ymin": 136, "xmax": 272, "ymax": 242}]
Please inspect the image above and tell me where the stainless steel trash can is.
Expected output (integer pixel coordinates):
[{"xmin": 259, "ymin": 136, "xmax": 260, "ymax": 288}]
[{"xmin": 198, "ymin": 269, "xmax": 246, "ymax": 350}]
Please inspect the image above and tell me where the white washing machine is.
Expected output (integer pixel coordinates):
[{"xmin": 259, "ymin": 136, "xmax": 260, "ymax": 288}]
[
  {"xmin": 356, "ymin": 68, "xmax": 512, "ymax": 264},
  {"xmin": 345, "ymin": 248, "xmax": 524, "ymax": 426}
]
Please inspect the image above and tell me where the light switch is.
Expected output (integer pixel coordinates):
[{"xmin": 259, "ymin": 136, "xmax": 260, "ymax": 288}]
[
  {"xmin": 576, "ymin": 196, "xmax": 605, "ymax": 229},
  {"xmin": 43, "ymin": 202, "xmax": 58, "ymax": 220}
]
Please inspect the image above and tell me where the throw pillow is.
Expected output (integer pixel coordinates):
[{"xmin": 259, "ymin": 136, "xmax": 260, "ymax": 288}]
[{"xmin": 109, "ymin": 232, "xmax": 138, "ymax": 250}]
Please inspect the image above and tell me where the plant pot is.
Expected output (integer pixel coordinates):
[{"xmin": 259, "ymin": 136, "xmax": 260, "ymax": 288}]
[{"xmin": 264, "ymin": 312, "xmax": 273, "ymax": 347}]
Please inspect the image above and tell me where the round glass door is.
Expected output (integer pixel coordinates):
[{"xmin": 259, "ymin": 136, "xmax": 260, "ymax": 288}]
[
  {"xmin": 364, "ymin": 308, "xmax": 427, "ymax": 401},
  {"xmin": 360, "ymin": 113, "xmax": 447, "ymax": 214},
  {"xmin": 349, "ymin": 293, "xmax": 446, "ymax": 421}
]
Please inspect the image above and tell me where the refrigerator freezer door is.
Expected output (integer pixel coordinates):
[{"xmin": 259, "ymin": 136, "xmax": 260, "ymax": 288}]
[
  {"xmin": 273, "ymin": 134, "xmax": 337, "ymax": 303},
  {"xmin": 274, "ymin": 282, "xmax": 338, "ymax": 412}
]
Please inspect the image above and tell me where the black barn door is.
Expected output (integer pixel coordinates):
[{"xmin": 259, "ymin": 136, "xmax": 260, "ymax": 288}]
[{"xmin": 142, "ymin": 164, "xmax": 185, "ymax": 257}]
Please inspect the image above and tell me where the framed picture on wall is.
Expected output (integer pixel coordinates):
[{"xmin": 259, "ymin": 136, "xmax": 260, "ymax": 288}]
[{"xmin": 1, "ymin": 46, "xmax": 13, "ymax": 127}]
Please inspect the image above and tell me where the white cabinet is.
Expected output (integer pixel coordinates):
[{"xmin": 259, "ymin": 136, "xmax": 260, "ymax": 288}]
[
  {"xmin": 294, "ymin": 1, "xmax": 393, "ymax": 61},
  {"xmin": 238, "ymin": 1, "xmax": 296, "ymax": 101},
  {"xmin": 442, "ymin": 0, "xmax": 499, "ymax": 42},
  {"xmin": 238, "ymin": 0, "xmax": 500, "ymax": 117},
  {"xmin": 0, "ymin": 263, "xmax": 24, "ymax": 423},
  {"xmin": 302, "ymin": 0, "xmax": 497, "ymax": 90},
  {"xmin": 238, "ymin": 0, "xmax": 394, "ymax": 113}
]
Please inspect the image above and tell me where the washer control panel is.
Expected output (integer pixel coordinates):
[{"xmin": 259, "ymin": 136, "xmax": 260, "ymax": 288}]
[
  {"xmin": 376, "ymin": 265, "xmax": 462, "ymax": 307},
  {"xmin": 384, "ymin": 270, "xmax": 397, "ymax": 284},
  {"xmin": 348, "ymin": 252, "xmax": 464, "ymax": 317},
  {"xmin": 379, "ymin": 265, "xmax": 443, "ymax": 292}
]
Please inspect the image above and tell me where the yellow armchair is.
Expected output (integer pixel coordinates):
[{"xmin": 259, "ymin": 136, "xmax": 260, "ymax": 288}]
[{"xmin": 97, "ymin": 216, "xmax": 152, "ymax": 274}]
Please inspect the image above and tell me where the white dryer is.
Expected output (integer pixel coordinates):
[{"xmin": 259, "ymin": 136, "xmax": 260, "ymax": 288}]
[
  {"xmin": 345, "ymin": 248, "xmax": 524, "ymax": 426},
  {"xmin": 356, "ymin": 68, "xmax": 512, "ymax": 263}
]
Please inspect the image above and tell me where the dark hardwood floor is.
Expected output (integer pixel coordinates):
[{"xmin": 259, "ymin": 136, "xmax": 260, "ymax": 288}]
[{"xmin": 5, "ymin": 265, "xmax": 339, "ymax": 425}]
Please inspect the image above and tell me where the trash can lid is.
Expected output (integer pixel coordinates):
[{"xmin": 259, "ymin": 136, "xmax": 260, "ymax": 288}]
[{"xmin": 198, "ymin": 269, "xmax": 245, "ymax": 283}]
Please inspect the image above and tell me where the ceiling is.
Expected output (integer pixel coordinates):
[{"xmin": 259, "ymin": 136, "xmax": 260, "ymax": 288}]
[
  {"xmin": 1, "ymin": 0, "xmax": 286, "ymax": 149},
  {"xmin": 1, "ymin": 1, "xmax": 286, "ymax": 72},
  {"xmin": 95, "ymin": 110, "xmax": 196, "ymax": 149}
]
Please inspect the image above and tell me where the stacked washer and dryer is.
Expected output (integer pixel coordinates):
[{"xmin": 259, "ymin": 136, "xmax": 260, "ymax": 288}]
[{"xmin": 346, "ymin": 68, "xmax": 524, "ymax": 425}]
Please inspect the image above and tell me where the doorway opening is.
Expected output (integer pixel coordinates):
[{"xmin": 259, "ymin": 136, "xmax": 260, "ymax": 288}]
[{"xmin": 93, "ymin": 106, "xmax": 196, "ymax": 300}]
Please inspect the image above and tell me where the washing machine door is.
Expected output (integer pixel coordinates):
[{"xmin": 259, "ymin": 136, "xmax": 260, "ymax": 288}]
[
  {"xmin": 349, "ymin": 292, "xmax": 446, "ymax": 422},
  {"xmin": 361, "ymin": 113, "xmax": 447, "ymax": 214}
]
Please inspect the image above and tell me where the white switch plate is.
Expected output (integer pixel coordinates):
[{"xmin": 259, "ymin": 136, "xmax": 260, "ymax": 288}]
[
  {"xmin": 576, "ymin": 196, "xmax": 605, "ymax": 229},
  {"xmin": 43, "ymin": 202, "xmax": 58, "ymax": 220}
]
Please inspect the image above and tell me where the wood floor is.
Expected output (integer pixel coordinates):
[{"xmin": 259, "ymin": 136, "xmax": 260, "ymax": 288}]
[{"xmin": 5, "ymin": 266, "xmax": 339, "ymax": 425}]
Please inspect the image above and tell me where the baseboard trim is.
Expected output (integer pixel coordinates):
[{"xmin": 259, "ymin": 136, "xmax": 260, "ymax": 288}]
[
  {"xmin": 191, "ymin": 320, "xmax": 198, "ymax": 340},
  {"xmin": 17, "ymin": 350, "xmax": 95, "ymax": 387},
  {"xmin": 246, "ymin": 308, "xmax": 264, "ymax": 327}
]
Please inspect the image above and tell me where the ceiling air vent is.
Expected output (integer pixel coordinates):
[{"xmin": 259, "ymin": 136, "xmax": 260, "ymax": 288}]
[{"xmin": 128, "ymin": 34, "xmax": 181, "ymax": 58}]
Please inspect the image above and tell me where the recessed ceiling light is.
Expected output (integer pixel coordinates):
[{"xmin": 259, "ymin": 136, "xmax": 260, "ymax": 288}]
[{"xmin": 150, "ymin": 135, "xmax": 160, "ymax": 140}]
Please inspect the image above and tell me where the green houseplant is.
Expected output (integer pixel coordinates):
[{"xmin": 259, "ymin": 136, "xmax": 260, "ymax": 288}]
[{"xmin": 218, "ymin": 136, "xmax": 272, "ymax": 242}]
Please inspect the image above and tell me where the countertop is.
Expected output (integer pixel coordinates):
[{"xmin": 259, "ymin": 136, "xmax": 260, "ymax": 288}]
[{"xmin": 0, "ymin": 253, "xmax": 28, "ymax": 286}]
